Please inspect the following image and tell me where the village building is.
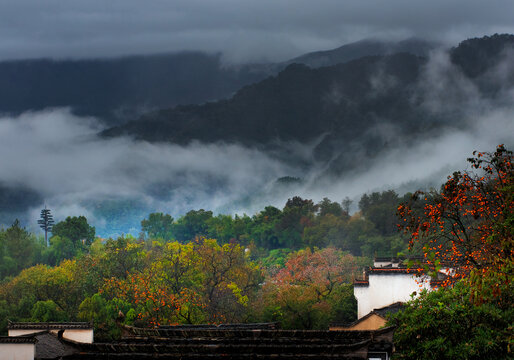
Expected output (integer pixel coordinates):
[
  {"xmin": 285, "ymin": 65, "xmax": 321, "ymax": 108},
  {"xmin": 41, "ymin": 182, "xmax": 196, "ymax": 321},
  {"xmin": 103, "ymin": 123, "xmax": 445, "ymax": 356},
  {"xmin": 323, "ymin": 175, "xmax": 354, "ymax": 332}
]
[
  {"xmin": 353, "ymin": 257, "xmax": 447, "ymax": 319},
  {"xmin": 0, "ymin": 336, "xmax": 36, "ymax": 360}
]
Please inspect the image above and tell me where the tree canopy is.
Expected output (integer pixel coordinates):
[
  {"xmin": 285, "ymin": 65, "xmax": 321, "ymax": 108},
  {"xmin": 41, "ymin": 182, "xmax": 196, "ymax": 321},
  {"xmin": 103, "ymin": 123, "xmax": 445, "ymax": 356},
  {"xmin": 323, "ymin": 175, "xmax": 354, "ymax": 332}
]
[{"xmin": 398, "ymin": 145, "xmax": 513, "ymax": 304}]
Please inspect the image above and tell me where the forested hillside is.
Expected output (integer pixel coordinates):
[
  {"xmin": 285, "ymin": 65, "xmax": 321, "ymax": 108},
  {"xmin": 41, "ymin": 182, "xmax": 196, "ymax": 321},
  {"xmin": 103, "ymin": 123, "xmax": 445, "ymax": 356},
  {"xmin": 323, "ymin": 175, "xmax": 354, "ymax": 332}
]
[
  {"xmin": 0, "ymin": 38, "xmax": 433, "ymax": 125},
  {"xmin": 103, "ymin": 34, "xmax": 514, "ymax": 176},
  {"xmin": 0, "ymin": 52, "xmax": 271, "ymax": 124}
]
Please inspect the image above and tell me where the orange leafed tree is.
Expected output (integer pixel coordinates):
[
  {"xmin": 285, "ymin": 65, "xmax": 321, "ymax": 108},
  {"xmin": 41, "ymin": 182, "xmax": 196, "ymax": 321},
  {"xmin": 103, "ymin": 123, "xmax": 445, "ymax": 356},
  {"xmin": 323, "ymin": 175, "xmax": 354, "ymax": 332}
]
[
  {"xmin": 397, "ymin": 145, "xmax": 513, "ymax": 304},
  {"xmin": 260, "ymin": 247, "xmax": 360, "ymax": 329}
]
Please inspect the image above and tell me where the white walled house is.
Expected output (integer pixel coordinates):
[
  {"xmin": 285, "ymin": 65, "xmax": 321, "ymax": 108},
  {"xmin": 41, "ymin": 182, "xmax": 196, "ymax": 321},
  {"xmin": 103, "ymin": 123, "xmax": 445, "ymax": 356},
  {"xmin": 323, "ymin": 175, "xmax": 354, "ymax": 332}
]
[
  {"xmin": 0, "ymin": 337, "xmax": 36, "ymax": 360},
  {"xmin": 353, "ymin": 258, "xmax": 440, "ymax": 319},
  {"xmin": 354, "ymin": 268, "xmax": 431, "ymax": 319},
  {"xmin": 7, "ymin": 321, "xmax": 94, "ymax": 344}
]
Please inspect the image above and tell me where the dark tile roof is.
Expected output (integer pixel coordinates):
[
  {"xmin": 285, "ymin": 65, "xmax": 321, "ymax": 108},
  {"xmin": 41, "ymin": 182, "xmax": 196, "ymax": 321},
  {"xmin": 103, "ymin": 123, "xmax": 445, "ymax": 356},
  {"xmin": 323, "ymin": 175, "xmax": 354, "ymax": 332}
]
[
  {"xmin": 373, "ymin": 302, "xmax": 404, "ymax": 317},
  {"xmin": 353, "ymin": 280, "xmax": 369, "ymax": 286},
  {"xmin": 32, "ymin": 331, "xmax": 81, "ymax": 359},
  {"xmin": 122, "ymin": 325, "xmax": 394, "ymax": 341},
  {"xmin": 7, "ymin": 321, "xmax": 93, "ymax": 330},
  {"xmin": 368, "ymin": 267, "xmax": 417, "ymax": 274},
  {"xmin": 0, "ymin": 336, "xmax": 37, "ymax": 344},
  {"xmin": 60, "ymin": 325, "xmax": 395, "ymax": 359},
  {"xmin": 158, "ymin": 322, "xmax": 279, "ymax": 330}
]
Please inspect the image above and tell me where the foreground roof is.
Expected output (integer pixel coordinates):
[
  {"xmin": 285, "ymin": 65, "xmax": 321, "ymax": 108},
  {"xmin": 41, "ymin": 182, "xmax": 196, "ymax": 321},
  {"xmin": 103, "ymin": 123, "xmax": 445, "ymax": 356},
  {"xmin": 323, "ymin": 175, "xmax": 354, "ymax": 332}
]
[
  {"xmin": 0, "ymin": 336, "xmax": 37, "ymax": 344},
  {"xmin": 62, "ymin": 324, "xmax": 395, "ymax": 359},
  {"xmin": 7, "ymin": 321, "xmax": 93, "ymax": 330}
]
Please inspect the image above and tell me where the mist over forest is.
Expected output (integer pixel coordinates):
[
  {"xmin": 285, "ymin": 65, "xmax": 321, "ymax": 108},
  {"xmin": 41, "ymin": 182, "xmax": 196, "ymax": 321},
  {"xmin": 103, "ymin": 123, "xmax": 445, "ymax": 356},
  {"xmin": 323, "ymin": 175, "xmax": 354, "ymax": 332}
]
[{"xmin": 0, "ymin": 35, "xmax": 512, "ymax": 237}]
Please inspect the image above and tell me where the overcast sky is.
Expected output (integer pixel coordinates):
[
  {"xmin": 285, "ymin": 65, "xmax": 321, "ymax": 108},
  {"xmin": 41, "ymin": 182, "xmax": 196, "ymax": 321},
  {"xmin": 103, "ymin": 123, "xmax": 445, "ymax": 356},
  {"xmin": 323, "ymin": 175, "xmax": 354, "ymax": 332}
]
[{"xmin": 1, "ymin": 0, "xmax": 513, "ymax": 63}]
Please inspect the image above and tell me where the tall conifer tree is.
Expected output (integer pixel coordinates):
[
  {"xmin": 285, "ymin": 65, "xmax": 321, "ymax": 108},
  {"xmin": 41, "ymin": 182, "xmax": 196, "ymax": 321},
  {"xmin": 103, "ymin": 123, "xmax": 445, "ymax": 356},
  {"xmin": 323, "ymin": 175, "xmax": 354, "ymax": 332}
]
[{"xmin": 38, "ymin": 206, "xmax": 55, "ymax": 247}]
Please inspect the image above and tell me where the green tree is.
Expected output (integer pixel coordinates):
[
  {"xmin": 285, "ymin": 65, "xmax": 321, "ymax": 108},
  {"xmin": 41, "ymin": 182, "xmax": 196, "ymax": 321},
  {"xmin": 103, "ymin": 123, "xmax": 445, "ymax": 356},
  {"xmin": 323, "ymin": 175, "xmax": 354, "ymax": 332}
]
[
  {"xmin": 390, "ymin": 282, "xmax": 513, "ymax": 360},
  {"xmin": 250, "ymin": 206, "xmax": 281, "ymax": 249},
  {"xmin": 99, "ymin": 236, "xmax": 146, "ymax": 279},
  {"xmin": 37, "ymin": 207, "xmax": 55, "ymax": 247},
  {"xmin": 48, "ymin": 216, "xmax": 95, "ymax": 263},
  {"xmin": 317, "ymin": 197, "xmax": 344, "ymax": 217},
  {"xmin": 3, "ymin": 220, "xmax": 35, "ymax": 273},
  {"xmin": 52, "ymin": 216, "xmax": 95, "ymax": 246},
  {"xmin": 359, "ymin": 190, "xmax": 399, "ymax": 235},
  {"xmin": 78, "ymin": 294, "xmax": 134, "ymax": 341},
  {"xmin": 303, "ymin": 214, "xmax": 346, "ymax": 249},
  {"xmin": 141, "ymin": 212, "xmax": 174, "ymax": 240},
  {"xmin": 276, "ymin": 197, "xmax": 317, "ymax": 248},
  {"xmin": 31, "ymin": 300, "xmax": 68, "ymax": 322},
  {"xmin": 173, "ymin": 209, "xmax": 213, "ymax": 242}
]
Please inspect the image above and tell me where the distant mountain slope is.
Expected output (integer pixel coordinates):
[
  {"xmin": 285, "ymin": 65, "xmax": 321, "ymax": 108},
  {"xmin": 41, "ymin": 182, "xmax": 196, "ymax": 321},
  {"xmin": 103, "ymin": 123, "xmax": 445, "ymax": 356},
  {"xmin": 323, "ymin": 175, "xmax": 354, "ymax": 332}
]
[
  {"xmin": 284, "ymin": 38, "xmax": 437, "ymax": 68},
  {"xmin": 0, "ymin": 52, "xmax": 272, "ymax": 124},
  {"xmin": 0, "ymin": 38, "xmax": 438, "ymax": 124},
  {"xmin": 102, "ymin": 53, "xmax": 426, "ymax": 145},
  {"xmin": 101, "ymin": 34, "xmax": 514, "ymax": 174}
]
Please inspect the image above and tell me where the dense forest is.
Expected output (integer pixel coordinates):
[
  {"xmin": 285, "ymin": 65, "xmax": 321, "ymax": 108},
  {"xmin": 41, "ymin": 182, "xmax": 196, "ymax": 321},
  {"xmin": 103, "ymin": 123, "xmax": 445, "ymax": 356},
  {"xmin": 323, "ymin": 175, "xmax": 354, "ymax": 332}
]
[
  {"xmin": 0, "ymin": 188, "xmax": 409, "ymax": 338},
  {"xmin": 0, "ymin": 145, "xmax": 511, "ymax": 360}
]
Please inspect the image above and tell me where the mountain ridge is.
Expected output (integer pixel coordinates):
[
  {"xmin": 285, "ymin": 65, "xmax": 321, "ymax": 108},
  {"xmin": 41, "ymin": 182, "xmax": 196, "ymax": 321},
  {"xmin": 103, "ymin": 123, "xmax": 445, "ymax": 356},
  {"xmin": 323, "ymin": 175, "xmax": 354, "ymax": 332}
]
[{"xmin": 0, "ymin": 38, "xmax": 438, "ymax": 124}]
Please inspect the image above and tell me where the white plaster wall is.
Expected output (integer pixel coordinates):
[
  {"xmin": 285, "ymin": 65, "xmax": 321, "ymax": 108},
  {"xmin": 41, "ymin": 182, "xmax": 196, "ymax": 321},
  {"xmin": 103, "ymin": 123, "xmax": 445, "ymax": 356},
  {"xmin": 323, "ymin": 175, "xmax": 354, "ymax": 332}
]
[
  {"xmin": 9, "ymin": 329, "xmax": 93, "ymax": 343},
  {"xmin": 8, "ymin": 330, "xmax": 37, "ymax": 337},
  {"xmin": 354, "ymin": 273, "xmax": 431, "ymax": 318},
  {"xmin": 59, "ymin": 329, "xmax": 94, "ymax": 343},
  {"xmin": 0, "ymin": 343, "xmax": 34, "ymax": 360},
  {"xmin": 373, "ymin": 261, "xmax": 391, "ymax": 267}
]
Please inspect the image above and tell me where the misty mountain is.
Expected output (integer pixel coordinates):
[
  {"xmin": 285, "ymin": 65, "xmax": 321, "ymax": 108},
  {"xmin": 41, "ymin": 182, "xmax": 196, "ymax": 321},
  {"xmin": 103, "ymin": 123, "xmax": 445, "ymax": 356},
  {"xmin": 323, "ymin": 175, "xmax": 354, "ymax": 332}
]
[
  {"xmin": 102, "ymin": 35, "xmax": 514, "ymax": 173},
  {"xmin": 0, "ymin": 52, "xmax": 272, "ymax": 124},
  {"xmin": 0, "ymin": 35, "xmax": 513, "ymax": 237},
  {"xmin": 283, "ymin": 38, "xmax": 436, "ymax": 68},
  {"xmin": 102, "ymin": 54, "xmax": 425, "ymax": 144},
  {"xmin": 0, "ymin": 38, "xmax": 436, "ymax": 125}
]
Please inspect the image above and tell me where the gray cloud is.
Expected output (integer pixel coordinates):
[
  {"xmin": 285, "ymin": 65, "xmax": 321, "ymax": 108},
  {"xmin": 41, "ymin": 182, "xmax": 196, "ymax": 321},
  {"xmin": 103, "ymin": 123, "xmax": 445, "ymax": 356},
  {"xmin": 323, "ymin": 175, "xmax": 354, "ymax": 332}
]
[
  {"xmin": 0, "ymin": 47, "xmax": 513, "ymax": 237},
  {"xmin": 1, "ymin": 1, "xmax": 513, "ymax": 63}
]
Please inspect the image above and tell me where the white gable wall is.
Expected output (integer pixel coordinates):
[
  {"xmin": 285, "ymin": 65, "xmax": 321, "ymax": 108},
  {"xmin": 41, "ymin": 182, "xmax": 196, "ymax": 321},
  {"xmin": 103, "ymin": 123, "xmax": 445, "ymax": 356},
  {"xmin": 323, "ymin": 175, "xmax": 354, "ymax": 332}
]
[
  {"xmin": 0, "ymin": 343, "xmax": 35, "ymax": 360},
  {"xmin": 354, "ymin": 273, "xmax": 431, "ymax": 319},
  {"xmin": 58, "ymin": 329, "xmax": 94, "ymax": 343}
]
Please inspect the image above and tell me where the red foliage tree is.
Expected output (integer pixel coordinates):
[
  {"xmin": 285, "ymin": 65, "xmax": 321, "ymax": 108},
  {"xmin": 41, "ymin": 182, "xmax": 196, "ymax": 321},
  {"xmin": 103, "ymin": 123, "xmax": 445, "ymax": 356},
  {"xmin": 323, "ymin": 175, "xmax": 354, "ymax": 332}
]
[{"xmin": 397, "ymin": 145, "xmax": 513, "ymax": 304}]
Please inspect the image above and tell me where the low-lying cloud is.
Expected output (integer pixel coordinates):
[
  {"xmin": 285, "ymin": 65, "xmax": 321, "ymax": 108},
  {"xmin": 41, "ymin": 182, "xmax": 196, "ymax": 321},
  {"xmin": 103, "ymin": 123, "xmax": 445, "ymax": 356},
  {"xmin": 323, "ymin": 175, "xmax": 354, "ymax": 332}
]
[{"xmin": 0, "ymin": 48, "xmax": 513, "ymax": 237}]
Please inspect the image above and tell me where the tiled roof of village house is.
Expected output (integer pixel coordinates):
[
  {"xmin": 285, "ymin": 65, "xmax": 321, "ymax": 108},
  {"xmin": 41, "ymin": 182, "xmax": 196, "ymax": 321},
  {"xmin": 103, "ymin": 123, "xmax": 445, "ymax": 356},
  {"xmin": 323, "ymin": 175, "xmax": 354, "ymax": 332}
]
[
  {"xmin": 353, "ymin": 279, "xmax": 369, "ymax": 286},
  {"xmin": 373, "ymin": 302, "xmax": 404, "ymax": 317},
  {"xmin": 0, "ymin": 336, "xmax": 37, "ymax": 343},
  {"xmin": 158, "ymin": 322, "xmax": 279, "ymax": 330},
  {"xmin": 7, "ymin": 321, "xmax": 93, "ymax": 330},
  {"xmin": 58, "ymin": 324, "xmax": 395, "ymax": 359},
  {"xmin": 353, "ymin": 263, "xmax": 432, "ymax": 286},
  {"xmin": 374, "ymin": 256, "xmax": 424, "ymax": 263},
  {"xmin": 121, "ymin": 324, "xmax": 394, "ymax": 340},
  {"xmin": 3, "ymin": 322, "xmax": 395, "ymax": 359},
  {"xmin": 367, "ymin": 267, "xmax": 417, "ymax": 274},
  {"xmin": 33, "ymin": 331, "xmax": 81, "ymax": 359}
]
